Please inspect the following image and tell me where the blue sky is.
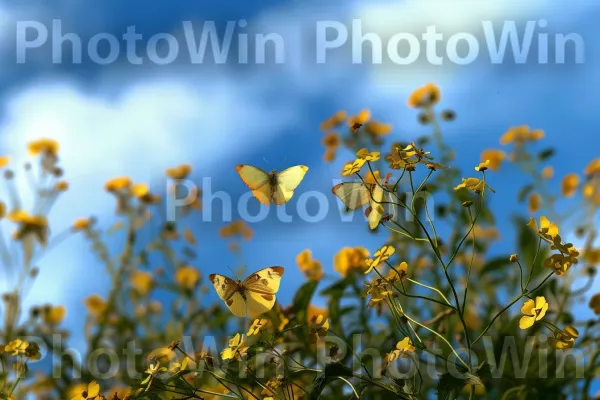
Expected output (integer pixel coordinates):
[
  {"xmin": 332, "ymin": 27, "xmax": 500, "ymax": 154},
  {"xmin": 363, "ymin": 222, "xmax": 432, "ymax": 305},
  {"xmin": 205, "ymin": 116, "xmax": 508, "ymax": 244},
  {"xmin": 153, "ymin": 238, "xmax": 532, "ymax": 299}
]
[{"xmin": 0, "ymin": 0, "xmax": 599, "ymax": 389}]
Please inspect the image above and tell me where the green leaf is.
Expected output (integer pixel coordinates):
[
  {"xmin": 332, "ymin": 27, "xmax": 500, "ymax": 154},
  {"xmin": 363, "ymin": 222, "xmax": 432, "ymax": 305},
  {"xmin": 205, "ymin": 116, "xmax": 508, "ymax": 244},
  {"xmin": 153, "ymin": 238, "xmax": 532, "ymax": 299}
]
[
  {"xmin": 538, "ymin": 148, "xmax": 555, "ymax": 161},
  {"xmin": 309, "ymin": 362, "xmax": 355, "ymax": 400},
  {"xmin": 291, "ymin": 280, "xmax": 319, "ymax": 324},
  {"xmin": 517, "ymin": 184, "xmax": 534, "ymax": 203},
  {"xmin": 481, "ymin": 256, "xmax": 510, "ymax": 276},
  {"xmin": 437, "ymin": 370, "xmax": 484, "ymax": 400}
]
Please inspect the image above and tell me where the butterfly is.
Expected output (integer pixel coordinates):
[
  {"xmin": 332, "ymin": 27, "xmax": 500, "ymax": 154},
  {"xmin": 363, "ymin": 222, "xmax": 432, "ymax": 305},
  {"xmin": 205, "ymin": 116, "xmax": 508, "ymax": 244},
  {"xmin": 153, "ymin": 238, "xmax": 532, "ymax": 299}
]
[
  {"xmin": 235, "ymin": 165, "xmax": 308, "ymax": 206},
  {"xmin": 331, "ymin": 181, "xmax": 387, "ymax": 230},
  {"xmin": 209, "ymin": 267, "xmax": 284, "ymax": 318}
]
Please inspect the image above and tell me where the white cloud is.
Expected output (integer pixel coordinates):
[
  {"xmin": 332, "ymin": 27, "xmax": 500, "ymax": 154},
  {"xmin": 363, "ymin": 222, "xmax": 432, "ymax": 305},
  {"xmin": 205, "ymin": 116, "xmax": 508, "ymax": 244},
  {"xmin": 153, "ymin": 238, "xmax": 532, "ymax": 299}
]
[{"xmin": 0, "ymin": 75, "xmax": 298, "ymax": 308}]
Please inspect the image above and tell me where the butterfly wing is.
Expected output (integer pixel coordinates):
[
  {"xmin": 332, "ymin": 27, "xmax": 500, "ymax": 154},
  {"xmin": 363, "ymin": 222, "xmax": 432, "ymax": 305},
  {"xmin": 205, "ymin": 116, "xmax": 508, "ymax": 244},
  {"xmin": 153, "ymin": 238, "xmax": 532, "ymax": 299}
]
[
  {"xmin": 235, "ymin": 165, "xmax": 273, "ymax": 206},
  {"xmin": 246, "ymin": 291, "xmax": 276, "ymax": 318},
  {"xmin": 242, "ymin": 267, "xmax": 284, "ymax": 318},
  {"xmin": 272, "ymin": 166, "xmax": 309, "ymax": 205},
  {"xmin": 368, "ymin": 184, "xmax": 385, "ymax": 230},
  {"xmin": 209, "ymin": 274, "xmax": 247, "ymax": 317},
  {"xmin": 243, "ymin": 267, "xmax": 284, "ymax": 294},
  {"xmin": 332, "ymin": 182, "xmax": 372, "ymax": 211}
]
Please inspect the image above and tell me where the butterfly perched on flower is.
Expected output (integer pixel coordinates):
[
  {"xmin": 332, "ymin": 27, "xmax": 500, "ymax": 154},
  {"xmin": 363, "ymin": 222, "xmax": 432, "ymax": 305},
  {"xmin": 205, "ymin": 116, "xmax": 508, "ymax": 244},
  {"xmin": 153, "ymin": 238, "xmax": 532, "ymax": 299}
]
[
  {"xmin": 331, "ymin": 182, "xmax": 386, "ymax": 230},
  {"xmin": 209, "ymin": 267, "xmax": 284, "ymax": 318},
  {"xmin": 235, "ymin": 165, "xmax": 308, "ymax": 205}
]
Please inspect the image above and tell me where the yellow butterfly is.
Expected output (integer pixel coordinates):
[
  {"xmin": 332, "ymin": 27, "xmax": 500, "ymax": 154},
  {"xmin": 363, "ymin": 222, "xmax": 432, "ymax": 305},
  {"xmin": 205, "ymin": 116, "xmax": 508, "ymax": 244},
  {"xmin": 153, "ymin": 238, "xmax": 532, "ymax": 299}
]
[
  {"xmin": 209, "ymin": 267, "xmax": 284, "ymax": 318},
  {"xmin": 331, "ymin": 182, "xmax": 387, "ymax": 230},
  {"xmin": 235, "ymin": 165, "xmax": 309, "ymax": 206}
]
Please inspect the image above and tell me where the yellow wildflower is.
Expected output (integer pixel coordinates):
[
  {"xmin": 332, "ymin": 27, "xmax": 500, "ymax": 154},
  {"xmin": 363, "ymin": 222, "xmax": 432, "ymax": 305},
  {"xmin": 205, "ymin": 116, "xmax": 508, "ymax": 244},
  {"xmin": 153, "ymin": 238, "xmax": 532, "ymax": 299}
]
[
  {"xmin": 131, "ymin": 271, "xmax": 153, "ymax": 295},
  {"xmin": 319, "ymin": 110, "xmax": 347, "ymax": 131},
  {"xmin": 364, "ymin": 120, "xmax": 392, "ymax": 136},
  {"xmin": 387, "ymin": 337, "xmax": 415, "ymax": 362},
  {"xmin": 43, "ymin": 305, "xmax": 66, "ymax": 325},
  {"xmin": 407, "ymin": 83, "xmax": 440, "ymax": 108},
  {"xmin": 333, "ymin": 247, "xmax": 370, "ymax": 276},
  {"xmin": 341, "ymin": 158, "xmax": 366, "ymax": 176},
  {"xmin": 356, "ymin": 148, "xmax": 380, "ymax": 162},
  {"xmin": 220, "ymin": 333, "xmax": 248, "ymax": 361},
  {"xmin": 548, "ymin": 326, "xmax": 579, "ymax": 350},
  {"xmin": 589, "ymin": 293, "xmax": 600, "ymax": 315},
  {"xmin": 561, "ymin": 173, "xmax": 580, "ymax": 197},
  {"xmin": 219, "ymin": 220, "xmax": 253, "ymax": 240},
  {"xmin": 364, "ymin": 245, "xmax": 395, "ymax": 274},
  {"xmin": 584, "ymin": 158, "xmax": 600, "ymax": 176},
  {"xmin": 9, "ymin": 211, "xmax": 49, "ymax": 245},
  {"xmin": 519, "ymin": 296, "xmax": 548, "ymax": 329},
  {"xmin": 528, "ymin": 193, "xmax": 541, "ymax": 213},
  {"xmin": 296, "ymin": 249, "xmax": 323, "ymax": 281},
  {"xmin": 500, "ymin": 125, "xmax": 544, "ymax": 145},
  {"xmin": 0, "ymin": 155, "xmax": 10, "ymax": 168},
  {"xmin": 347, "ymin": 109, "xmax": 371, "ymax": 127},
  {"xmin": 84, "ymin": 294, "xmax": 107, "ymax": 317},
  {"xmin": 5, "ymin": 339, "xmax": 29, "ymax": 356},
  {"xmin": 454, "ymin": 177, "xmax": 495, "ymax": 193},
  {"xmin": 166, "ymin": 164, "xmax": 192, "ymax": 180},
  {"xmin": 480, "ymin": 149, "xmax": 505, "ymax": 170},
  {"xmin": 70, "ymin": 381, "xmax": 100, "ymax": 400},
  {"xmin": 72, "ymin": 217, "xmax": 93, "ymax": 232},
  {"xmin": 55, "ymin": 180, "xmax": 69, "ymax": 192},
  {"xmin": 175, "ymin": 266, "xmax": 201, "ymax": 290},
  {"xmin": 28, "ymin": 138, "xmax": 59, "ymax": 155},
  {"xmin": 104, "ymin": 176, "xmax": 132, "ymax": 192},
  {"xmin": 308, "ymin": 315, "xmax": 330, "ymax": 343},
  {"xmin": 247, "ymin": 319, "xmax": 268, "ymax": 336},
  {"xmin": 527, "ymin": 216, "xmax": 559, "ymax": 242},
  {"xmin": 542, "ymin": 166, "xmax": 554, "ymax": 179}
]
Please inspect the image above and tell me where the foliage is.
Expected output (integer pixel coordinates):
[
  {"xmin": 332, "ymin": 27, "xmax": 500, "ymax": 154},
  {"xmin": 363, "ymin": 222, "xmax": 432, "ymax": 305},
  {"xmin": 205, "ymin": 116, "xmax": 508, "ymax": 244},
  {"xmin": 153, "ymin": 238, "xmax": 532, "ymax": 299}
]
[{"xmin": 0, "ymin": 84, "xmax": 599, "ymax": 399}]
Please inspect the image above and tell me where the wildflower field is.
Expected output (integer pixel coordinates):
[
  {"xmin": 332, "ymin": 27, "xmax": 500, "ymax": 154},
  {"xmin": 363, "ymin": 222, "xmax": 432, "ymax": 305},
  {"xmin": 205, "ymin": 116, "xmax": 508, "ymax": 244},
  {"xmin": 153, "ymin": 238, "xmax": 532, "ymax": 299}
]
[{"xmin": 1, "ymin": 83, "xmax": 599, "ymax": 400}]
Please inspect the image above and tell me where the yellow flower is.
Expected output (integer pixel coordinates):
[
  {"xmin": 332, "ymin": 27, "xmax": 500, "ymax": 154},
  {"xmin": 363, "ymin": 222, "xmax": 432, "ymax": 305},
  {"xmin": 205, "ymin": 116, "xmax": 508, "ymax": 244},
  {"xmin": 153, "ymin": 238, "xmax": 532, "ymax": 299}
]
[
  {"xmin": 541, "ymin": 166, "xmax": 554, "ymax": 179},
  {"xmin": 166, "ymin": 164, "xmax": 192, "ymax": 180},
  {"xmin": 364, "ymin": 120, "xmax": 392, "ymax": 136},
  {"xmin": 220, "ymin": 333, "xmax": 248, "ymax": 361},
  {"xmin": 307, "ymin": 304, "xmax": 328, "ymax": 324},
  {"xmin": 131, "ymin": 183, "xmax": 149, "ymax": 198},
  {"xmin": 480, "ymin": 149, "xmax": 505, "ymax": 170},
  {"xmin": 519, "ymin": 296, "xmax": 548, "ymax": 329},
  {"xmin": 175, "ymin": 266, "xmax": 201, "ymax": 290},
  {"xmin": 55, "ymin": 180, "xmax": 69, "ymax": 192},
  {"xmin": 8, "ymin": 211, "xmax": 49, "ymax": 245},
  {"xmin": 131, "ymin": 271, "xmax": 153, "ymax": 295},
  {"xmin": 308, "ymin": 314, "xmax": 330, "ymax": 343},
  {"xmin": 319, "ymin": 110, "xmax": 347, "ymax": 131},
  {"xmin": 341, "ymin": 158, "xmax": 366, "ymax": 176},
  {"xmin": 322, "ymin": 132, "xmax": 340, "ymax": 148},
  {"xmin": 584, "ymin": 158, "xmax": 600, "ymax": 176},
  {"xmin": 70, "ymin": 381, "xmax": 100, "ymax": 400},
  {"xmin": 5, "ymin": 339, "xmax": 29, "ymax": 356},
  {"xmin": 145, "ymin": 361, "xmax": 167, "ymax": 377},
  {"xmin": 84, "ymin": 294, "xmax": 107, "ymax": 317},
  {"xmin": 247, "ymin": 319, "xmax": 268, "ymax": 336},
  {"xmin": 363, "ymin": 170, "xmax": 383, "ymax": 185},
  {"xmin": 43, "ymin": 305, "xmax": 66, "ymax": 325},
  {"xmin": 219, "ymin": 220, "xmax": 253, "ymax": 240},
  {"xmin": 589, "ymin": 293, "xmax": 600, "ymax": 315},
  {"xmin": 548, "ymin": 326, "xmax": 579, "ymax": 350},
  {"xmin": 407, "ymin": 83, "xmax": 440, "ymax": 108},
  {"xmin": 333, "ymin": 247, "xmax": 370, "ymax": 276},
  {"xmin": 527, "ymin": 216, "xmax": 559, "ymax": 242},
  {"xmin": 544, "ymin": 250, "xmax": 578, "ymax": 276},
  {"xmin": 561, "ymin": 173, "xmax": 580, "ymax": 197},
  {"xmin": 28, "ymin": 138, "xmax": 59, "ymax": 155},
  {"xmin": 104, "ymin": 176, "xmax": 132, "ymax": 192},
  {"xmin": 387, "ymin": 337, "xmax": 416, "ymax": 362},
  {"xmin": 365, "ymin": 279, "xmax": 392, "ymax": 305},
  {"xmin": 72, "ymin": 217, "xmax": 93, "ymax": 232},
  {"xmin": 347, "ymin": 109, "xmax": 371, "ymax": 127},
  {"xmin": 500, "ymin": 125, "xmax": 544, "ymax": 145},
  {"xmin": 323, "ymin": 148, "xmax": 336, "ymax": 162},
  {"xmin": 528, "ymin": 193, "xmax": 541, "ymax": 213},
  {"xmin": 296, "ymin": 249, "xmax": 323, "ymax": 281},
  {"xmin": 356, "ymin": 148, "xmax": 380, "ymax": 162},
  {"xmin": 475, "ymin": 160, "xmax": 490, "ymax": 172},
  {"xmin": 454, "ymin": 177, "xmax": 495, "ymax": 193},
  {"xmin": 0, "ymin": 155, "xmax": 10, "ymax": 168},
  {"xmin": 364, "ymin": 245, "xmax": 395, "ymax": 274}
]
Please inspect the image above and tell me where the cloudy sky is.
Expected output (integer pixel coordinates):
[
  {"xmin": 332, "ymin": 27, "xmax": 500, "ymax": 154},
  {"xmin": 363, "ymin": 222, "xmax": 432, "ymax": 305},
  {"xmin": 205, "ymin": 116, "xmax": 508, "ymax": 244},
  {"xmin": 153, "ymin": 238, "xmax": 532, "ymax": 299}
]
[{"xmin": 0, "ymin": 0, "xmax": 598, "ymax": 386}]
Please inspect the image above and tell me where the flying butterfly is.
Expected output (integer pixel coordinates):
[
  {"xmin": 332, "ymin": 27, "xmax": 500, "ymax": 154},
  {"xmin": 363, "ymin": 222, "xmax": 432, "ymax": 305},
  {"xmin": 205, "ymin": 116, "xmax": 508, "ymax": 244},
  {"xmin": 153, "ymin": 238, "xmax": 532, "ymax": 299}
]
[
  {"xmin": 332, "ymin": 180, "xmax": 391, "ymax": 230},
  {"xmin": 209, "ymin": 267, "xmax": 284, "ymax": 318},
  {"xmin": 235, "ymin": 165, "xmax": 308, "ymax": 206}
]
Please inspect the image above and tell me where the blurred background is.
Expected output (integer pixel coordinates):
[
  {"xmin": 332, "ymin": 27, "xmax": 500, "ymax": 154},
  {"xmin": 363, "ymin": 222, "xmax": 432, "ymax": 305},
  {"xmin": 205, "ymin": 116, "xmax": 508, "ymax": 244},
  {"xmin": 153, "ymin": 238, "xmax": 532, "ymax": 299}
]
[{"xmin": 0, "ymin": 0, "xmax": 598, "ymax": 365}]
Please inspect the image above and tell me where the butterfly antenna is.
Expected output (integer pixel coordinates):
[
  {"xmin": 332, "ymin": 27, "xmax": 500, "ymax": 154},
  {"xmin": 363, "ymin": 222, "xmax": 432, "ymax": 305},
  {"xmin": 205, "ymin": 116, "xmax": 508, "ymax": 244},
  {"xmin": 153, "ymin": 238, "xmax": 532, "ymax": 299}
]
[
  {"xmin": 226, "ymin": 265, "xmax": 241, "ymax": 281},
  {"xmin": 263, "ymin": 157, "xmax": 269, "ymax": 165}
]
